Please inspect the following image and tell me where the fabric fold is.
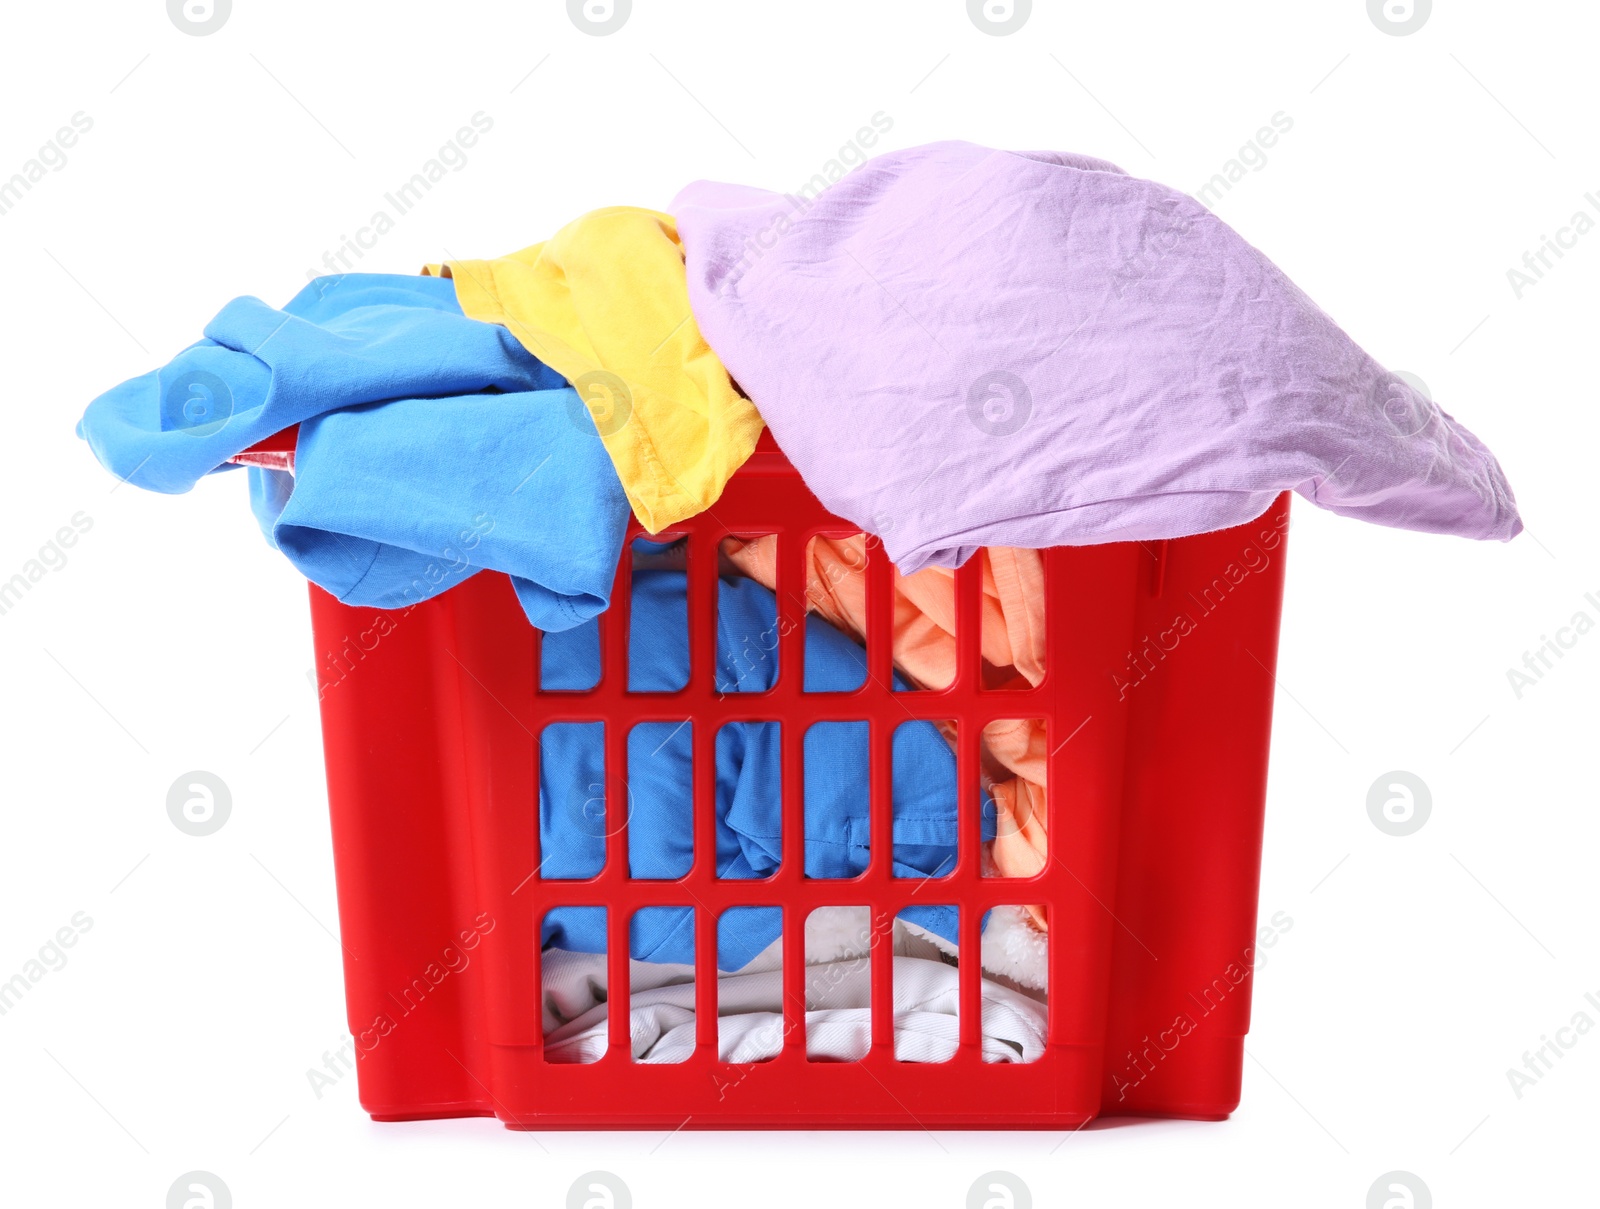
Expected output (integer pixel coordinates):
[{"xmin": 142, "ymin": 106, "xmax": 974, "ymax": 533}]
[{"xmin": 426, "ymin": 207, "xmax": 764, "ymax": 532}]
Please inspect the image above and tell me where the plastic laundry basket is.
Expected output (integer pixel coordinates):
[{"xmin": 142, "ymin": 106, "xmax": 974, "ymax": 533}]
[{"xmin": 238, "ymin": 429, "xmax": 1289, "ymax": 1129}]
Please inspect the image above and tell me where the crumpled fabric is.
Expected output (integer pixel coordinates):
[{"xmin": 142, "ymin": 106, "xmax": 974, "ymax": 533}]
[
  {"xmin": 539, "ymin": 916, "xmax": 1049, "ymax": 1064},
  {"xmin": 78, "ymin": 274, "xmax": 629, "ymax": 632},
  {"xmin": 723, "ymin": 535, "xmax": 1049, "ymax": 925},
  {"xmin": 672, "ymin": 140, "xmax": 1522, "ymax": 573},
  {"xmin": 426, "ymin": 207, "xmax": 764, "ymax": 533},
  {"xmin": 81, "ymin": 274, "xmax": 517, "ymax": 492},
  {"xmin": 537, "ymin": 567, "xmax": 996, "ymax": 970}
]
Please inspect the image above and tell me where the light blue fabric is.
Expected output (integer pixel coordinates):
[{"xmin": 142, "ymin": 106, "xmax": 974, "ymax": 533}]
[
  {"xmin": 80, "ymin": 275, "xmax": 510, "ymax": 493},
  {"xmin": 268, "ymin": 390, "xmax": 627, "ymax": 629},
  {"xmin": 78, "ymin": 274, "xmax": 630, "ymax": 631},
  {"xmin": 538, "ymin": 567, "xmax": 994, "ymax": 970}
]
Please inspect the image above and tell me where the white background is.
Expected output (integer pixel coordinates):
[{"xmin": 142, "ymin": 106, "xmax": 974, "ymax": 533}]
[{"xmin": 0, "ymin": 0, "xmax": 1595, "ymax": 1205}]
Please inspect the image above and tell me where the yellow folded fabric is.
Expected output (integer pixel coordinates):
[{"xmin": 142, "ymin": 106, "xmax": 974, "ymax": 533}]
[{"xmin": 425, "ymin": 207, "xmax": 763, "ymax": 531}]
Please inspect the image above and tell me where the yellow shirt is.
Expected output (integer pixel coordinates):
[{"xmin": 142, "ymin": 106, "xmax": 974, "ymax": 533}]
[{"xmin": 426, "ymin": 207, "xmax": 762, "ymax": 532}]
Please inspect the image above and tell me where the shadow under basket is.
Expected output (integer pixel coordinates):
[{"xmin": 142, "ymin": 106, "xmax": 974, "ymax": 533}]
[{"xmin": 264, "ymin": 430, "xmax": 1289, "ymax": 1129}]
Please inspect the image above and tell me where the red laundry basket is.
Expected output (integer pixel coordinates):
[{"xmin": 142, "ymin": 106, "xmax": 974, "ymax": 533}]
[{"xmin": 240, "ymin": 430, "xmax": 1290, "ymax": 1128}]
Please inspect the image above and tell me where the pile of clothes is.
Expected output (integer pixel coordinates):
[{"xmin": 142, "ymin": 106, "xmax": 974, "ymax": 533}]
[
  {"xmin": 541, "ymin": 907, "xmax": 1051, "ymax": 1065},
  {"xmin": 78, "ymin": 140, "xmax": 1520, "ymax": 1062}
]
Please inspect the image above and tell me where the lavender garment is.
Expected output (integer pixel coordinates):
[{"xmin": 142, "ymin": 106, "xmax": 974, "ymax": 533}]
[{"xmin": 672, "ymin": 141, "xmax": 1521, "ymax": 572}]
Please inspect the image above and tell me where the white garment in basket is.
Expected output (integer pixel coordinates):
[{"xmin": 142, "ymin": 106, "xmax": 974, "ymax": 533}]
[{"xmin": 541, "ymin": 914, "xmax": 1049, "ymax": 1065}]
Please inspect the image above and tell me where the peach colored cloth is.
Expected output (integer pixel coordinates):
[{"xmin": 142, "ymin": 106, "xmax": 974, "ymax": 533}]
[{"xmin": 722, "ymin": 536, "xmax": 1049, "ymax": 926}]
